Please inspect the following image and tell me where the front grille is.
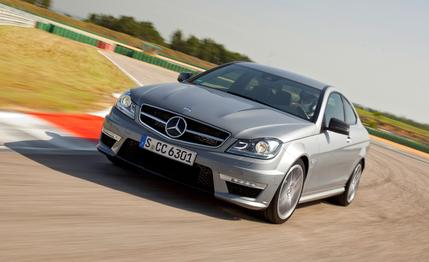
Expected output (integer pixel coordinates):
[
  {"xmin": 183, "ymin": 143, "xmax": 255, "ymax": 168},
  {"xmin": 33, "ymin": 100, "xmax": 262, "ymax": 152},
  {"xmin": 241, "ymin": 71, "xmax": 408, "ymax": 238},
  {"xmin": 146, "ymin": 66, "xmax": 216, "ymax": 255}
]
[
  {"xmin": 226, "ymin": 182, "xmax": 262, "ymax": 198},
  {"xmin": 100, "ymin": 133, "xmax": 116, "ymax": 148},
  {"xmin": 118, "ymin": 139, "xmax": 214, "ymax": 193},
  {"xmin": 139, "ymin": 104, "xmax": 229, "ymax": 147}
]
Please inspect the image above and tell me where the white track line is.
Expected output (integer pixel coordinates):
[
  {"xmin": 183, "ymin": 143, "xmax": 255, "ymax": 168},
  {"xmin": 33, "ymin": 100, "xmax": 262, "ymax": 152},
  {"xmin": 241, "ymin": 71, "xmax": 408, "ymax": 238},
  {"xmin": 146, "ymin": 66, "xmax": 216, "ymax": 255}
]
[
  {"xmin": 92, "ymin": 52, "xmax": 141, "ymax": 117},
  {"xmin": 98, "ymin": 50, "xmax": 143, "ymax": 86}
]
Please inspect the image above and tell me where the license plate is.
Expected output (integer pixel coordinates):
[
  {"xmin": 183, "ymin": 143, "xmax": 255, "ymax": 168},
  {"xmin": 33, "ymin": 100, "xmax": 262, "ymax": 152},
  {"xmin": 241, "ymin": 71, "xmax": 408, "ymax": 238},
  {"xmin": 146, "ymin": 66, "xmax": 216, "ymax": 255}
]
[{"xmin": 139, "ymin": 135, "xmax": 197, "ymax": 166}]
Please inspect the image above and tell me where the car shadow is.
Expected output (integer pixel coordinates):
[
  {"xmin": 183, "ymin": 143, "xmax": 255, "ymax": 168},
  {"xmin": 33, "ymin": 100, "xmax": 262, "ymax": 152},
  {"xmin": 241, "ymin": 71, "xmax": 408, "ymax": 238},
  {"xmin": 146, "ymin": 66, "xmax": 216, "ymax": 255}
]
[{"xmin": 5, "ymin": 132, "xmax": 266, "ymax": 223}]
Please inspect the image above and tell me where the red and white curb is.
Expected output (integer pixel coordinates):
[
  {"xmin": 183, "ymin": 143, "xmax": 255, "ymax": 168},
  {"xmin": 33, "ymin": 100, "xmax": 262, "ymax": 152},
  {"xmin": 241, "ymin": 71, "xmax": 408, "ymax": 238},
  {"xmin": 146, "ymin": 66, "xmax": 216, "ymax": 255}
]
[
  {"xmin": 0, "ymin": 111, "xmax": 105, "ymax": 152},
  {"xmin": 0, "ymin": 95, "xmax": 120, "ymax": 152}
]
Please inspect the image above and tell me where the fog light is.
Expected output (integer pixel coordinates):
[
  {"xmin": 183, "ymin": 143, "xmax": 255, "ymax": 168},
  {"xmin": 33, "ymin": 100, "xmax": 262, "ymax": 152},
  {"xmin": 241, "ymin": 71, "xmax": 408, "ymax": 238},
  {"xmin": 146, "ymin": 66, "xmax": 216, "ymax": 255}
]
[
  {"xmin": 220, "ymin": 174, "xmax": 267, "ymax": 190},
  {"xmin": 102, "ymin": 128, "xmax": 121, "ymax": 141}
]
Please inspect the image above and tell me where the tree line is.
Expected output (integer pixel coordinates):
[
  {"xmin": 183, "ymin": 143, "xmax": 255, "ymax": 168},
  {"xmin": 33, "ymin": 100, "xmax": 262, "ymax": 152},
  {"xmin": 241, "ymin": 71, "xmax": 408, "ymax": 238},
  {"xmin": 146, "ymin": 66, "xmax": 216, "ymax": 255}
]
[
  {"xmin": 170, "ymin": 30, "xmax": 251, "ymax": 64},
  {"xmin": 86, "ymin": 13, "xmax": 252, "ymax": 64},
  {"xmin": 86, "ymin": 14, "xmax": 165, "ymax": 46}
]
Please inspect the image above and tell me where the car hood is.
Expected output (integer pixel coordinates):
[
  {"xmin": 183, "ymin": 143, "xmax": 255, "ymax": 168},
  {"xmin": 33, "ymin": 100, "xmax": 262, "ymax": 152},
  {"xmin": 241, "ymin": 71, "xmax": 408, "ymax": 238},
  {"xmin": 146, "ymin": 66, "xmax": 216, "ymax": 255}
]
[{"xmin": 132, "ymin": 83, "xmax": 317, "ymax": 141}]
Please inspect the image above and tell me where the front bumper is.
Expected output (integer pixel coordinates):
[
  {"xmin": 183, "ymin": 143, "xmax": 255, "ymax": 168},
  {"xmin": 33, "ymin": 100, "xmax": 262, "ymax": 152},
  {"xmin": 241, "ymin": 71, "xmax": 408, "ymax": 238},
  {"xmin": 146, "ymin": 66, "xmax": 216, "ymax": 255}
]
[{"xmin": 97, "ymin": 107, "xmax": 289, "ymax": 210}]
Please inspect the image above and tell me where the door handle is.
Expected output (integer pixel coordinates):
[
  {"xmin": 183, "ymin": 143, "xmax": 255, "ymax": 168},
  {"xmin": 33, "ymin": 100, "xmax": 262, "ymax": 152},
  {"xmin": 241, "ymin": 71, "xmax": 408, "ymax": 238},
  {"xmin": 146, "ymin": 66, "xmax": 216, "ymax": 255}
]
[{"xmin": 346, "ymin": 136, "xmax": 352, "ymax": 143}]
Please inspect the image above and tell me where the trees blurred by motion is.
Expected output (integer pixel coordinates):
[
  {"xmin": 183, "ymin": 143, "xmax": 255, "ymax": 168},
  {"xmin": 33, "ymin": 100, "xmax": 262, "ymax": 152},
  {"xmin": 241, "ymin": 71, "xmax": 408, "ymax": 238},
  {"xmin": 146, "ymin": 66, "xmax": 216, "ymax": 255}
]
[
  {"xmin": 170, "ymin": 30, "xmax": 251, "ymax": 64},
  {"xmin": 86, "ymin": 14, "xmax": 165, "ymax": 46},
  {"xmin": 86, "ymin": 14, "xmax": 251, "ymax": 64}
]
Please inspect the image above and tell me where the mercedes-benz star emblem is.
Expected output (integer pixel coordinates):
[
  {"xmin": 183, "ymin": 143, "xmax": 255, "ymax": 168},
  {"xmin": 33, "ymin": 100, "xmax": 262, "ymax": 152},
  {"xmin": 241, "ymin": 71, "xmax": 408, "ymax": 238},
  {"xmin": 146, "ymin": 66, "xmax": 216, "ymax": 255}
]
[{"xmin": 165, "ymin": 116, "xmax": 187, "ymax": 138}]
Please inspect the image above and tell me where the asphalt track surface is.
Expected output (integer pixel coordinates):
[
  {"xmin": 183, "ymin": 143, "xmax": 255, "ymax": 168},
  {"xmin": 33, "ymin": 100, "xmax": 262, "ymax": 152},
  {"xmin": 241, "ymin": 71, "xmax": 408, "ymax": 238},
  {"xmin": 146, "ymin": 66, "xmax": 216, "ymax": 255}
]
[{"xmin": 1, "ymin": 53, "xmax": 428, "ymax": 261}]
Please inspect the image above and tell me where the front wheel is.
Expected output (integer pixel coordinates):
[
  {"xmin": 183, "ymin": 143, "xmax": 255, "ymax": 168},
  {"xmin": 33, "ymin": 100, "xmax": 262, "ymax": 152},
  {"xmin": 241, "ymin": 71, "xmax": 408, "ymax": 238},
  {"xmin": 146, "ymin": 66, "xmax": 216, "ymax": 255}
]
[
  {"xmin": 263, "ymin": 159, "xmax": 305, "ymax": 224},
  {"xmin": 330, "ymin": 162, "xmax": 363, "ymax": 206}
]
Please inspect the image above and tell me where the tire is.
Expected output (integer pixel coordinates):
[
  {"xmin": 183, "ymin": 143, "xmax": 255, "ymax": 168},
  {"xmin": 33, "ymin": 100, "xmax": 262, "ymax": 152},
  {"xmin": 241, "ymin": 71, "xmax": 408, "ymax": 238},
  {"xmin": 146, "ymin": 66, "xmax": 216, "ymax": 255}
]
[
  {"xmin": 264, "ymin": 159, "xmax": 306, "ymax": 224},
  {"xmin": 330, "ymin": 162, "xmax": 363, "ymax": 206}
]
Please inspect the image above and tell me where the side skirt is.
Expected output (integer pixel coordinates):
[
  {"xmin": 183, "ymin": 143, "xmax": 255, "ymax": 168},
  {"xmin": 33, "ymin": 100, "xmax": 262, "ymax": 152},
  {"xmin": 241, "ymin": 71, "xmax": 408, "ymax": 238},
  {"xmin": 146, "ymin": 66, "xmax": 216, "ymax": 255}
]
[{"xmin": 299, "ymin": 187, "xmax": 345, "ymax": 204}]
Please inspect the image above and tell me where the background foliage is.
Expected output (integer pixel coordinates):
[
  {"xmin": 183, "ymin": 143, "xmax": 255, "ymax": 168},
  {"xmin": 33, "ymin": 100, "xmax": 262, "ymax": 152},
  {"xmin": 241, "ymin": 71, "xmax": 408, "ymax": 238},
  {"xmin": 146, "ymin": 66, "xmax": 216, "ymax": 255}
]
[
  {"xmin": 169, "ymin": 30, "xmax": 252, "ymax": 64},
  {"xmin": 86, "ymin": 14, "xmax": 252, "ymax": 64},
  {"xmin": 86, "ymin": 14, "xmax": 165, "ymax": 45}
]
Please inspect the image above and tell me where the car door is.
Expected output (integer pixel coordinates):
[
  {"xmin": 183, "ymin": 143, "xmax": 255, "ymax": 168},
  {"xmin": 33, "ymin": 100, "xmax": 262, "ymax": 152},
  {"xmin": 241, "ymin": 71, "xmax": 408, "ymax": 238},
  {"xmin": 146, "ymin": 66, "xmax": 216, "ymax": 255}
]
[
  {"xmin": 341, "ymin": 95, "xmax": 364, "ymax": 178},
  {"xmin": 306, "ymin": 92, "xmax": 352, "ymax": 192}
]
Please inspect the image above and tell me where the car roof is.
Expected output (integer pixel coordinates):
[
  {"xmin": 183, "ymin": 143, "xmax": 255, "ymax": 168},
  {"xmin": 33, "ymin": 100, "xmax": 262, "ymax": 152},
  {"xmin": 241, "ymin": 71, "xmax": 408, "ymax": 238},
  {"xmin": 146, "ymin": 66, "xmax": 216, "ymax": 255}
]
[{"xmin": 236, "ymin": 62, "xmax": 329, "ymax": 90}]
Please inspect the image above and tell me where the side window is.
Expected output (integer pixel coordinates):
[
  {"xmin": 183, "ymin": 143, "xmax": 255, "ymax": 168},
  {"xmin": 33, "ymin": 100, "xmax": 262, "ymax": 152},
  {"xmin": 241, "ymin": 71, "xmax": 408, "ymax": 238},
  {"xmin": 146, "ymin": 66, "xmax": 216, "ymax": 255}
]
[
  {"xmin": 343, "ymin": 97, "xmax": 357, "ymax": 125},
  {"xmin": 324, "ymin": 93, "xmax": 344, "ymax": 126}
]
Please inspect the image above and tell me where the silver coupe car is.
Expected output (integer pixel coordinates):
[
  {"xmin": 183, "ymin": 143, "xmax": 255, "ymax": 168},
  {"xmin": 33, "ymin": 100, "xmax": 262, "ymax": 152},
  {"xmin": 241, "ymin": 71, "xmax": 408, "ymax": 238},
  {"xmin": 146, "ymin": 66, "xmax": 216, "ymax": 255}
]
[{"xmin": 97, "ymin": 62, "xmax": 370, "ymax": 223}]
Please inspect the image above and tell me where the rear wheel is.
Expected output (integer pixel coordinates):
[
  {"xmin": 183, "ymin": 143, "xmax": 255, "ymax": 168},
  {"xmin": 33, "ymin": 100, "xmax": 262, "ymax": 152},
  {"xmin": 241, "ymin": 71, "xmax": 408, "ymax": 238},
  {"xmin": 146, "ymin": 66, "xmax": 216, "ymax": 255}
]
[
  {"xmin": 264, "ymin": 159, "xmax": 305, "ymax": 224},
  {"xmin": 331, "ymin": 162, "xmax": 363, "ymax": 206}
]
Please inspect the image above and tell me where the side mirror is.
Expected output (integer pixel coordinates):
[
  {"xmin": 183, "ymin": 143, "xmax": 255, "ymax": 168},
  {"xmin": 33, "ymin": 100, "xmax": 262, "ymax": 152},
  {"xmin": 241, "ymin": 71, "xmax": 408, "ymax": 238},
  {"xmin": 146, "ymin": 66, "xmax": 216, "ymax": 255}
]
[
  {"xmin": 177, "ymin": 72, "xmax": 193, "ymax": 83},
  {"xmin": 326, "ymin": 118, "xmax": 350, "ymax": 136}
]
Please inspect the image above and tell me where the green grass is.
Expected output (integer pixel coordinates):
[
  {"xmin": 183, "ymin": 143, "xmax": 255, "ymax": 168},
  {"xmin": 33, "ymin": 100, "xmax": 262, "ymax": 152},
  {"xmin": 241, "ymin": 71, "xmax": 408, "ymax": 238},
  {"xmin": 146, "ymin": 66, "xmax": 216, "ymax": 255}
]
[{"xmin": 0, "ymin": 26, "xmax": 135, "ymax": 112}]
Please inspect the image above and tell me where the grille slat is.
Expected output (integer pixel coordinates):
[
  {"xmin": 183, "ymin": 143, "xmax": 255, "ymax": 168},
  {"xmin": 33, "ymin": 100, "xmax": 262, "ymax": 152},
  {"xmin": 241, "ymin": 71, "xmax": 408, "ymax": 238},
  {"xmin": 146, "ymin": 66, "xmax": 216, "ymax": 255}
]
[
  {"xmin": 141, "ymin": 112, "xmax": 167, "ymax": 124},
  {"xmin": 140, "ymin": 105, "xmax": 230, "ymax": 147},
  {"xmin": 186, "ymin": 129, "xmax": 225, "ymax": 142}
]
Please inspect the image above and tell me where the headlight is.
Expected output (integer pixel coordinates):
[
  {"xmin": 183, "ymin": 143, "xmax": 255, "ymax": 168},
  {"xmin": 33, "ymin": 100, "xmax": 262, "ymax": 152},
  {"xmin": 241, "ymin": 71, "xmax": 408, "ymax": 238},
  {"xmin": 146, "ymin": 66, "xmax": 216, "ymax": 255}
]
[
  {"xmin": 227, "ymin": 138, "xmax": 282, "ymax": 159},
  {"xmin": 115, "ymin": 90, "xmax": 136, "ymax": 119}
]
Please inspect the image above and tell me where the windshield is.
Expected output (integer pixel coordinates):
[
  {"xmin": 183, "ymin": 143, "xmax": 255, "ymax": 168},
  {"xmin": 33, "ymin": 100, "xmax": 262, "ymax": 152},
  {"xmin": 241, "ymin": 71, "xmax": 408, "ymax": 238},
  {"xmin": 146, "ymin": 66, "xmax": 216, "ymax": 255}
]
[{"xmin": 190, "ymin": 64, "xmax": 322, "ymax": 122}]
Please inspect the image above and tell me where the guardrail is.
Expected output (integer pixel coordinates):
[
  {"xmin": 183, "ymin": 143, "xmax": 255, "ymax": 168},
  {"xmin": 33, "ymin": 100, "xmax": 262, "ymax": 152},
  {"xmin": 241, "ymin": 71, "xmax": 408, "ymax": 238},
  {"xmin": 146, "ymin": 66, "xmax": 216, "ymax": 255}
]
[
  {"xmin": 36, "ymin": 22, "xmax": 99, "ymax": 47},
  {"xmin": 115, "ymin": 45, "xmax": 199, "ymax": 73},
  {"xmin": 158, "ymin": 53, "xmax": 211, "ymax": 71},
  {"xmin": 366, "ymin": 127, "xmax": 429, "ymax": 154},
  {"xmin": 35, "ymin": 21, "xmax": 199, "ymax": 74}
]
